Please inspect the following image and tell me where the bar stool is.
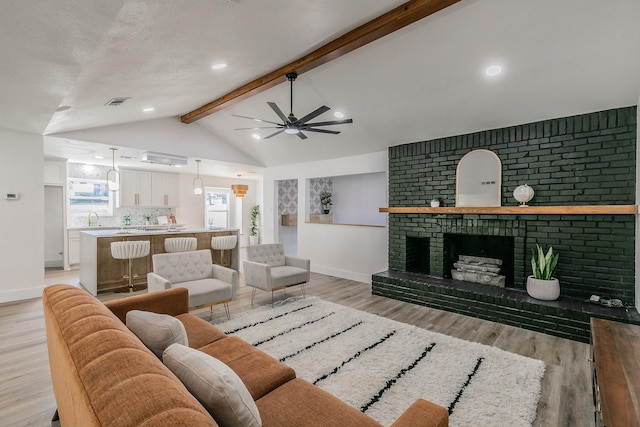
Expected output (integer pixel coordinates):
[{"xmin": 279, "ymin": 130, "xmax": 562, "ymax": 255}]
[
  {"xmin": 211, "ymin": 235, "xmax": 237, "ymax": 268},
  {"xmin": 164, "ymin": 237, "xmax": 197, "ymax": 253},
  {"xmin": 111, "ymin": 240, "xmax": 150, "ymax": 292}
]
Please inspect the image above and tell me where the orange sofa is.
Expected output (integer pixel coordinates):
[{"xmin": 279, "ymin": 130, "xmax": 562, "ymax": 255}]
[{"xmin": 43, "ymin": 284, "xmax": 448, "ymax": 426}]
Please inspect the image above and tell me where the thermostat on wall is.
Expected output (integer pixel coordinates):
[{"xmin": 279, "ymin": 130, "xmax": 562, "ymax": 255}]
[{"xmin": 5, "ymin": 193, "xmax": 20, "ymax": 200}]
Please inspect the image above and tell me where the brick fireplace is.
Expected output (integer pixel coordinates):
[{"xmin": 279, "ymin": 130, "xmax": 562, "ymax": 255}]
[{"xmin": 372, "ymin": 106, "xmax": 640, "ymax": 342}]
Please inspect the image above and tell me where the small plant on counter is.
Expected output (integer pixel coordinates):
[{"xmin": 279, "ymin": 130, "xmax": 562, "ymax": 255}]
[{"xmin": 320, "ymin": 191, "xmax": 332, "ymax": 213}]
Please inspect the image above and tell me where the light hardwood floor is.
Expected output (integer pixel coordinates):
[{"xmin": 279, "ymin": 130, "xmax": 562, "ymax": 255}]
[{"xmin": 0, "ymin": 269, "xmax": 594, "ymax": 426}]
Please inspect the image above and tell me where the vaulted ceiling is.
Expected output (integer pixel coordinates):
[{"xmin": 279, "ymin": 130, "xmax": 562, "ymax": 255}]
[{"xmin": 2, "ymin": 0, "xmax": 639, "ymax": 176}]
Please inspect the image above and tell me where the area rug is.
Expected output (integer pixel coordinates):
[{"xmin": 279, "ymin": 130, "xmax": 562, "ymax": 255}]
[{"xmin": 215, "ymin": 297, "xmax": 545, "ymax": 427}]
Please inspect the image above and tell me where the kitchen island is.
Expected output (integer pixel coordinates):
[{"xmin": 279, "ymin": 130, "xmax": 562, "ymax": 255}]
[{"xmin": 79, "ymin": 228, "xmax": 239, "ymax": 295}]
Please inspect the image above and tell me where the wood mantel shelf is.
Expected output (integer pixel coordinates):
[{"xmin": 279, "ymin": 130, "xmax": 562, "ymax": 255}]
[{"xmin": 379, "ymin": 205, "xmax": 638, "ymax": 215}]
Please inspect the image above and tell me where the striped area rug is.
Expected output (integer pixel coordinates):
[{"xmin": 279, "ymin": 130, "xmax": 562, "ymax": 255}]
[{"xmin": 215, "ymin": 297, "xmax": 545, "ymax": 427}]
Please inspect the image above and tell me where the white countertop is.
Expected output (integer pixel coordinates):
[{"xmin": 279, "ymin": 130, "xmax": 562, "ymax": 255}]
[
  {"xmin": 70, "ymin": 224, "xmax": 183, "ymax": 231},
  {"xmin": 80, "ymin": 228, "xmax": 239, "ymax": 237}
]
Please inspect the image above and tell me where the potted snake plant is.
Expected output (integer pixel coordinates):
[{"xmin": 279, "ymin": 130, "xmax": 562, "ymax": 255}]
[{"xmin": 526, "ymin": 244, "xmax": 560, "ymax": 300}]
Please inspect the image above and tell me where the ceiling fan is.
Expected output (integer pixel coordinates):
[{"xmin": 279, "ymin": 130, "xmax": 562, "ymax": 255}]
[{"xmin": 233, "ymin": 72, "xmax": 353, "ymax": 140}]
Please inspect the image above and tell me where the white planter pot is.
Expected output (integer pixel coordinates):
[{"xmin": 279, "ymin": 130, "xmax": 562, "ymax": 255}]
[
  {"xmin": 249, "ymin": 235, "xmax": 259, "ymax": 246},
  {"xmin": 431, "ymin": 201, "xmax": 440, "ymax": 207},
  {"xmin": 526, "ymin": 275, "xmax": 560, "ymax": 301}
]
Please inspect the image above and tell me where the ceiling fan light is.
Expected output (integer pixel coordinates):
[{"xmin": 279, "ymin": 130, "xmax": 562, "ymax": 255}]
[{"xmin": 284, "ymin": 127, "xmax": 299, "ymax": 134}]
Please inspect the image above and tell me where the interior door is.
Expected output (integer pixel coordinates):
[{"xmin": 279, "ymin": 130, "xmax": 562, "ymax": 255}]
[{"xmin": 44, "ymin": 185, "xmax": 64, "ymax": 269}]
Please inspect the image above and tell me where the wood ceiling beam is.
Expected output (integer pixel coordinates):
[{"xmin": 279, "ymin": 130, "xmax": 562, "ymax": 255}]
[{"xmin": 181, "ymin": 0, "xmax": 461, "ymax": 124}]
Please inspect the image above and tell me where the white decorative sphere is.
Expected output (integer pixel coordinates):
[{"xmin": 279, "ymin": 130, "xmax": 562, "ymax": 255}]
[{"xmin": 513, "ymin": 184, "xmax": 534, "ymax": 206}]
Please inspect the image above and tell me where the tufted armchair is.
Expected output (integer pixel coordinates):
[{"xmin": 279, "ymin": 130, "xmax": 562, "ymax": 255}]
[
  {"xmin": 244, "ymin": 243, "xmax": 310, "ymax": 304},
  {"xmin": 147, "ymin": 249, "xmax": 237, "ymax": 319}
]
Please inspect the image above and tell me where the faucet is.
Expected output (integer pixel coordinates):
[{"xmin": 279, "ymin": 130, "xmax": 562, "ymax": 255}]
[{"xmin": 88, "ymin": 212, "xmax": 99, "ymax": 227}]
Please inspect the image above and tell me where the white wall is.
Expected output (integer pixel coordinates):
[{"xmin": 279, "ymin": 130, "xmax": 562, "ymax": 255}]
[
  {"xmin": 263, "ymin": 151, "xmax": 388, "ymax": 283},
  {"xmin": 0, "ymin": 128, "xmax": 45, "ymax": 303},
  {"xmin": 176, "ymin": 173, "xmax": 261, "ymax": 248}
]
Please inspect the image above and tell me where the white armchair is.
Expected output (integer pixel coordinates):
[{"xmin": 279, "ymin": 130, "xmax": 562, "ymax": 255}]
[
  {"xmin": 243, "ymin": 243, "xmax": 310, "ymax": 304},
  {"xmin": 147, "ymin": 249, "xmax": 237, "ymax": 319}
]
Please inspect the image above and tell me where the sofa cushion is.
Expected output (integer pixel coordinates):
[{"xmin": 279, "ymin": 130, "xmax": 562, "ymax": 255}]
[
  {"xmin": 126, "ymin": 310, "xmax": 188, "ymax": 358},
  {"xmin": 176, "ymin": 313, "xmax": 228, "ymax": 349},
  {"xmin": 256, "ymin": 378, "xmax": 381, "ymax": 427},
  {"xmin": 270, "ymin": 266, "xmax": 309, "ymax": 289},
  {"xmin": 163, "ymin": 343, "xmax": 262, "ymax": 427},
  {"xmin": 198, "ymin": 336, "xmax": 296, "ymax": 400},
  {"xmin": 178, "ymin": 278, "xmax": 233, "ymax": 308}
]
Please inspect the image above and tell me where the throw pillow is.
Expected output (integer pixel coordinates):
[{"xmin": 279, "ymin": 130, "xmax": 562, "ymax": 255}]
[
  {"xmin": 163, "ymin": 343, "xmax": 262, "ymax": 427},
  {"xmin": 126, "ymin": 310, "xmax": 188, "ymax": 358}
]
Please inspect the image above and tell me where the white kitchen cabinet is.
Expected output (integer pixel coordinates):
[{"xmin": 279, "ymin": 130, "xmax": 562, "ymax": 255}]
[
  {"xmin": 120, "ymin": 169, "xmax": 152, "ymax": 206},
  {"xmin": 151, "ymin": 172, "xmax": 180, "ymax": 206},
  {"xmin": 68, "ymin": 229, "xmax": 80, "ymax": 266}
]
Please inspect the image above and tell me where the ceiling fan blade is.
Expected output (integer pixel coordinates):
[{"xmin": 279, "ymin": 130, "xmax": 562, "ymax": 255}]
[
  {"xmin": 231, "ymin": 114, "xmax": 281, "ymax": 126},
  {"xmin": 264, "ymin": 129, "xmax": 286, "ymax": 139},
  {"xmin": 304, "ymin": 128, "xmax": 340, "ymax": 134},
  {"xmin": 296, "ymin": 131, "xmax": 308, "ymax": 140},
  {"xmin": 303, "ymin": 118, "xmax": 353, "ymax": 127},
  {"xmin": 295, "ymin": 105, "xmax": 330, "ymax": 124},
  {"xmin": 267, "ymin": 102, "xmax": 290, "ymax": 123},
  {"xmin": 234, "ymin": 126, "xmax": 282, "ymax": 130}
]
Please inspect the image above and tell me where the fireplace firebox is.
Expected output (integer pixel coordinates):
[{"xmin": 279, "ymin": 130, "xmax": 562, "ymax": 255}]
[{"xmin": 444, "ymin": 234, "xmax": 515, "ymax": 287}]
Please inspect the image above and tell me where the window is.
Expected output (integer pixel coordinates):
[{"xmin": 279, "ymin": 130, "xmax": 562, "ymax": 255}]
[
  {"xmin": 205, "ymin": 188, "xmax": 230, "ymax": 229},
  {"xmin": 67, "ymin": 178, "xmax": 115, "ymax": 226}
]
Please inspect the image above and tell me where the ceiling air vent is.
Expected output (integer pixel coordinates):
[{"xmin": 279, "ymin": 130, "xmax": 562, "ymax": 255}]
[
  {"xmin": 141, "ymin": 151, "xmax": 188, "ymax": 166},
  {"xmin": 105, "ymin": 97, "xmax": 130, "ymax": 107}
]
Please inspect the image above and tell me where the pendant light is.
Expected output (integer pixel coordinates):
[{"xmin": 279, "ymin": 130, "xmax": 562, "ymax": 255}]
[
  {"xmin": 106, "ymin": 148, "xmax": 120, "ymax": 192},
  {"xmin": 231, "ymin": 184, "xmax": 248, "ymax": 197},
  {"xmin": 193, "ymin": 159, "xmax": 204, "ymax": 196}
]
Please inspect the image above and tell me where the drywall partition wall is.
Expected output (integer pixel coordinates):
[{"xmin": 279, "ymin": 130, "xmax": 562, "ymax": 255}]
[
  {"xmin": 0, "ymin": 128, "xmax": 45, "ymax": 303},
  {"xmin": 263, "ymin": 151, "xmax": 388, "ymax": 283}
]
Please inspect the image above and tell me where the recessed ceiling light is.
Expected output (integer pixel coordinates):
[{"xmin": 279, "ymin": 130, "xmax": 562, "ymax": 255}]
[
  {"xmin": 485, "ymin": 64, "xmax": 503, "ymax": 77},
  {"xmin": 211, "ymin": 63, "xmax": 227, "ymax": 70},
  {"xmin": 94, "ymin": 155, "xmax": 104, "ymax": 159},
  {"xmin": 252, "ymin": 134, "xmax": 261, "ymax": 140},
  {"xmin": 334, "ymin": 111, "xmax": 345, "ymax": 118},
  {"xmin": 143, "ymin": 107, "xmax": 154, "ymax": 112},
  {"xmin": 174, "ymin": 164, "xmax": 182, "ymax": 168}
]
